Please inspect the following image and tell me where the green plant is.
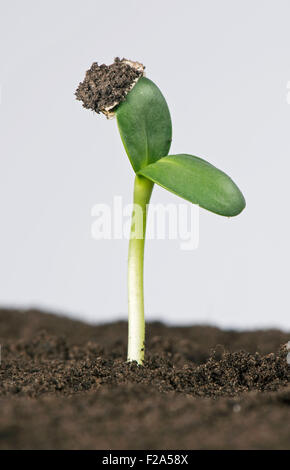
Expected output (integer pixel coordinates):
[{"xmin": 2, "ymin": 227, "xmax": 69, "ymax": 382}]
[{"xmin": 76, "ymin": 58, "xmax": 246, "ymax": 364}]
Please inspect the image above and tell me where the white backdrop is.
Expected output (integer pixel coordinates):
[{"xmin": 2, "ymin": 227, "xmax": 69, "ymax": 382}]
[{"xmin": 0, "ymin": 0, "xmax": 290, "ymax": 329}]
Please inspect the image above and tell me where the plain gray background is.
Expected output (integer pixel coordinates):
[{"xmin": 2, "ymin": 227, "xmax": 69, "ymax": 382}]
[{"xmin": 0, "ymin": 0, "xmax": 289, "ymax": 329}]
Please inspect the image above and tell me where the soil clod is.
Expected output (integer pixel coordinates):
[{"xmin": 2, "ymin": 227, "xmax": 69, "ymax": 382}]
[{"xmin": 75, "ymin": 57, "xmax": 144, "ymax": 116}]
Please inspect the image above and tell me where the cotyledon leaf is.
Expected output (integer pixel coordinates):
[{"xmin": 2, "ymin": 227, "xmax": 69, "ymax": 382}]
[
  {"xmin": 138, "ymin": 154, "xmax": 246, "ymax": 217},
  {"xmin": 116, "ymin": 77, "xmax": 172, "ymax": 173}
]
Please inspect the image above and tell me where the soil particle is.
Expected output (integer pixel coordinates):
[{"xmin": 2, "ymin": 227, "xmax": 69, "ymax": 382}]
[
  {"xmin": 0, "ymin": 308, "xmax": 289, "ymax": 449},
  {"xmin": 75, "ymin": 57, "xmax": 144, "ymax": 115}
]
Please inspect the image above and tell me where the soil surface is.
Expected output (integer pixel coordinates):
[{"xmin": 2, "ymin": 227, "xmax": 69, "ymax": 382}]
[{"xmin": 0, "ymin": 308, "xmax": 289, "ymax": 450}]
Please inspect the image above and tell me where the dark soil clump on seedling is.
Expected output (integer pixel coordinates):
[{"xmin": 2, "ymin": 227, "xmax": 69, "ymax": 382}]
[
  {"xmin": 75, "ymin": 57, "xmax": 144, "ymax": 114},
  {"xmin": 0, "ymin": 309, "xmax": 289, "ymax": 449}
]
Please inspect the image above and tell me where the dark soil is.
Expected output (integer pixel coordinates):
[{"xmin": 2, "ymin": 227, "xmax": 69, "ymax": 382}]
[
  {"xmin": 75, "ymin": 57, "xmax": 144, "ymax": 114},
  {"xmin": 0, "ymin": 308, "xmax": 289, "ymax": 450}
]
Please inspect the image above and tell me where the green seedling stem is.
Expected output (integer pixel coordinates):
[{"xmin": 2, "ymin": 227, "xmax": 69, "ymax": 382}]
[{"xmin": 127, "ymin": 176, "xmax": 154, "ymax": 363}]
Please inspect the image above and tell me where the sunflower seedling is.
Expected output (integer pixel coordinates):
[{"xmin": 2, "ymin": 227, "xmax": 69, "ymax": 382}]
[{"xmin": 76, "ymin": 58, "xmax": 246, "ymax": 364}]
